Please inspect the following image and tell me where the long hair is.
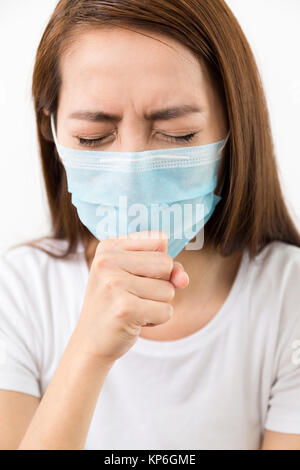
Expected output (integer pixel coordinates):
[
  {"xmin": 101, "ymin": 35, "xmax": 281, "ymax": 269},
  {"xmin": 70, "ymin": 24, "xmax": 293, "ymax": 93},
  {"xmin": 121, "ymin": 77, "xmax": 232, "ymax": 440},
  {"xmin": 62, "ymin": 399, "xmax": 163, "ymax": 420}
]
[{"xmin": 19, "ymin": 0, "xmax": 300, "ymax": 260}]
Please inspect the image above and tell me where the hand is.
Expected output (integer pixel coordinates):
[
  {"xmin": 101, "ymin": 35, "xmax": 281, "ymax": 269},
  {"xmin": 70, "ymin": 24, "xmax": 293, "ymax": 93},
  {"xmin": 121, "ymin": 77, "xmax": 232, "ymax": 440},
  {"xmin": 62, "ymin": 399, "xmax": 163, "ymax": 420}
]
[{"xmin": 75, "ymin": 230, "xmax": 189, "ymax": 364}]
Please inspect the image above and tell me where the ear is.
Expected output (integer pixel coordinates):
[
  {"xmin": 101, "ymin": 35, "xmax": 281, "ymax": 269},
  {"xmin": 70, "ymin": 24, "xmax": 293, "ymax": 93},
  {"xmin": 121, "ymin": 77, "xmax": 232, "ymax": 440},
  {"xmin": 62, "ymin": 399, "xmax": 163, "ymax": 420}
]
[{"xmin": 42, "ymin": 108, "xmax": 50, "ymax": 117}]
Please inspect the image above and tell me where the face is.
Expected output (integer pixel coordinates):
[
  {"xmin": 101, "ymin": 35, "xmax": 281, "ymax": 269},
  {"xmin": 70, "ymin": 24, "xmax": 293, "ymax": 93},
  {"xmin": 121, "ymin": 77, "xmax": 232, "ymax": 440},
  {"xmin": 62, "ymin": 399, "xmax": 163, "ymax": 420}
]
[{"xmin": 53, "ymin": 26, "xmax": 228, "ymax": 151}]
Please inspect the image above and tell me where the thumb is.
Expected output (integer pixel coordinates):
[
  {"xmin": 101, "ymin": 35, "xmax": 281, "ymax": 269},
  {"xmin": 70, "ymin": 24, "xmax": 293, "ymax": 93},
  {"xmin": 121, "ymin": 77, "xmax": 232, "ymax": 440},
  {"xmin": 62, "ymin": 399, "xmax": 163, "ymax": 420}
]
[{"xmin": 170, "ymin": 261, "xmax": 189, "ymax": 289}]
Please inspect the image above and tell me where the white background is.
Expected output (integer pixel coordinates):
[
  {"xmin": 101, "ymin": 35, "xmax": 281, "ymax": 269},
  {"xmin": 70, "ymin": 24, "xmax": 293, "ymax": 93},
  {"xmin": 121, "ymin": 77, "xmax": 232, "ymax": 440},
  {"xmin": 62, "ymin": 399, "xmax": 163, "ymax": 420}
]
[{"xmin": 0, "ymin": 0, "xmax": 299, "ymax": 255}]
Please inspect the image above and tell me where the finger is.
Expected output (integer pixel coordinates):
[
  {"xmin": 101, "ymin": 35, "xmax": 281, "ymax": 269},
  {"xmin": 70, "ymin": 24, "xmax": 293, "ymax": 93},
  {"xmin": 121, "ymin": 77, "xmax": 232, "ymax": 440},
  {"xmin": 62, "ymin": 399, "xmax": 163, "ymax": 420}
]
[
  {"xmin": 170, "ymin": 261, "xmax": 189, "ymax": 289},
  {"xmin": 123, "ymin": 271, "xmax": 175, "ymax": 302},
  {"xmin": 125, "ymin": 292, "xmax": 174, "ymax": 329},
  {"xmin": 98, "ymin": 230, "xmax": 169, "ymax": 253},
  {"xmin": 117, "ymin": 250, "xmax": 174, "ymax": 281}
]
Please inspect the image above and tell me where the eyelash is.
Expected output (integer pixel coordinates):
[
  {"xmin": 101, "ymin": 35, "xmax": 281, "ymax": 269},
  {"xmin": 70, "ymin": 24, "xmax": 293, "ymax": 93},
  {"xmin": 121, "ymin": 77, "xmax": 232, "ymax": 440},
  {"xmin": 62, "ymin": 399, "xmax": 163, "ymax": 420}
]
[{"xmin": 77, "ymin": 132, "xmax": 197, "ymax": 147}]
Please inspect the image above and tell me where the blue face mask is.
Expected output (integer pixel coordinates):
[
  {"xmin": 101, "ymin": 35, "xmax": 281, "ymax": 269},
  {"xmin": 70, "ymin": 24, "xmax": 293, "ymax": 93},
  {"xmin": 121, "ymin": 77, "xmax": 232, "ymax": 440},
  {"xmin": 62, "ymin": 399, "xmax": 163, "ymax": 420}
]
[{"xmin": 50, "ymin": 114, "xmax": 228, "ymax": 259}]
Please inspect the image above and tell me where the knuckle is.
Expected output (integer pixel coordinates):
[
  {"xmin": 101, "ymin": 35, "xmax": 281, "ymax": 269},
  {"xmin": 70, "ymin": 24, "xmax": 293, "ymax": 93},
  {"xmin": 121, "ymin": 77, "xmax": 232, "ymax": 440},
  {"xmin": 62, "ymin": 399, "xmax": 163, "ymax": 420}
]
[
  {"xmin": 162, "ymin": 253, "xmax": 174, "ymax": 274},
  {"xmin": 166, "ymin": 284, "xmax": 175, "ymax": 301},
  {"xmin": 165, "ymin": 303, "xmax": 174, "ymax": 317},
  {"xmin": 116, "ymin": 293, "xmax": 133, "ymax": 319},
  {"xmin": 95, "ymin": 251, "xmax": 113, "ymax": 270},
  {"xmin": 96, "ymin": 238, "xmax": 119, "ymax": 256},
  {"xmin": 103, "ymin": 275, "xmax": 120, "ymax": 290},
  {"xmin": 156, "ymin": 236, "xmax": 168, "ymax": 251}
]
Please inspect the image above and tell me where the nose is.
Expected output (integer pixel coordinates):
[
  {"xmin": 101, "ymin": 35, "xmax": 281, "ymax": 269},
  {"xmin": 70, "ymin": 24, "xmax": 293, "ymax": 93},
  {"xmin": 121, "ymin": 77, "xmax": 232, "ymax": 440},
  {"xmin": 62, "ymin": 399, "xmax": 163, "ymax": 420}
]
[
  {"xmin": 117, "ymin": 135, "xmax": 149, "ymax": 153},
  {"xmin": 115, "ymin": 120, "xmax": 151, "ymax": 153}
]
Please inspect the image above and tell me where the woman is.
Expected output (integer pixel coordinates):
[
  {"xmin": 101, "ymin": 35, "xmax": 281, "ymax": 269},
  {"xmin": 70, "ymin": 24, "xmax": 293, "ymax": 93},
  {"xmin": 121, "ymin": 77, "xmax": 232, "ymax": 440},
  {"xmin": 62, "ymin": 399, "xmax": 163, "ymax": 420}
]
[{"xmin": 0, "ymin": 0, "xmax": 300, "ymax": 450}]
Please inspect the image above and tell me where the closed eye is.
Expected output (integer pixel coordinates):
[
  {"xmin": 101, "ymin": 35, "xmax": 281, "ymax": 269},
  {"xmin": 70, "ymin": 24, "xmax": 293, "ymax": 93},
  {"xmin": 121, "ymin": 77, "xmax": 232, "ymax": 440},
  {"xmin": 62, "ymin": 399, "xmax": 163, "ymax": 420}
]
[{"xmin": 77, "ymin": 132, "xmax": 198, "ymax": 148}]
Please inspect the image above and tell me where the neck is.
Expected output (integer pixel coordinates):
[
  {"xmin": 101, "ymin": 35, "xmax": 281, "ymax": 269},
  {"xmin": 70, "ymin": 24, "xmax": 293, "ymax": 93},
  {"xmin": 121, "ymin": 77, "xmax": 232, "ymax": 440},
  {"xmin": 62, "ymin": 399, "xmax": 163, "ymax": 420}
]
[{"xmin": 172, "ymin": 241, "xmax": 240, "ymax": 306}]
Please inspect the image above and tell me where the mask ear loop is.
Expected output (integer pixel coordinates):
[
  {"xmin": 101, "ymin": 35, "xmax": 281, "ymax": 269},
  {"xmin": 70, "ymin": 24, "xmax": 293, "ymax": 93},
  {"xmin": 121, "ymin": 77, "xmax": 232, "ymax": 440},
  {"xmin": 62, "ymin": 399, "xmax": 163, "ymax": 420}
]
[
  {"xmin": 50, "ymin": 113, "xmax": 59, "ymax": 148},
  {"xmin": 218, "ymin": 130, "xmax": 230, "ymax": 155},
  {"xmin": 215, "ymin": 130, "xmax": 230, "ymax": 196},
  {"xmin": 50, "ymin": 113, "xmax": 65, "ymax": 167},
  {"xmin": 185, "ymin": 130, "xmax": 230, "ymax": 252}
]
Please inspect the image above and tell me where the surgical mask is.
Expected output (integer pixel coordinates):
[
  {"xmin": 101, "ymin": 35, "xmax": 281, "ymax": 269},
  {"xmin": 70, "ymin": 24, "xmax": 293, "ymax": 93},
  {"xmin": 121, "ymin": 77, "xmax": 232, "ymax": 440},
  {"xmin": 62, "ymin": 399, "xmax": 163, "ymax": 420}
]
[{"xmin": 50, "ymin": 114, "xmax": 228, "ymax": 259}]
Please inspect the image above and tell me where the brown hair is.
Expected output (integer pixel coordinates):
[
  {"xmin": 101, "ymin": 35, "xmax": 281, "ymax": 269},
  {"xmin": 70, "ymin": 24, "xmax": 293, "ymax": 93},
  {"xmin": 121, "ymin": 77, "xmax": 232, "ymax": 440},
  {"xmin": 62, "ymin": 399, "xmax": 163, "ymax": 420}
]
[{"xmin": 18, "ymin": 0, "xmax": 300, "ymax": 260}]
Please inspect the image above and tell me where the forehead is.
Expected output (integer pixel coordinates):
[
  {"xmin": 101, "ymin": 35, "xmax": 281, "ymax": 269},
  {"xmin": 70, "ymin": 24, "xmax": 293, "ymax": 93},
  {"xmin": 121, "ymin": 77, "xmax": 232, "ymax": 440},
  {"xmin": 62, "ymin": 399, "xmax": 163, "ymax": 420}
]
[{"xmin": 58, "ymin": 27, "xmax": 209, "ymax": 109}]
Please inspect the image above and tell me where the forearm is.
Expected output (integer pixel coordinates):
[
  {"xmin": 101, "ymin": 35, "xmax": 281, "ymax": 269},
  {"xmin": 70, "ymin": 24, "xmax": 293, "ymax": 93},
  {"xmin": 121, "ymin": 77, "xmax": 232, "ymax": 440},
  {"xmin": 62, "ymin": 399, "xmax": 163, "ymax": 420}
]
[{"xmin": 18, "ymin": 327, "xmax": 114, "ymax": 450}]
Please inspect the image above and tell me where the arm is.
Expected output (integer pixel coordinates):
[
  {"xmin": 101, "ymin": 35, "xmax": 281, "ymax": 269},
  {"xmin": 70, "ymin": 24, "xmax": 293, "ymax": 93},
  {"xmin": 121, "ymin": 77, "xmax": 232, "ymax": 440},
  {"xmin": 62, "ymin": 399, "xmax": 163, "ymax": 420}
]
[
  {"xmin": 260, "ymin": 429, "xmax": 300, "ymax": 450},
  {"xmin": 17, "ymin": 326, "xmax": 114, "ymax": 450},
  {"xmin": 0, "ymin": 391, "xmax": 40, "ymax": 449},
  {"xmin": 2, "ymin": 233, "xmax": 185, "ymax": 450}
]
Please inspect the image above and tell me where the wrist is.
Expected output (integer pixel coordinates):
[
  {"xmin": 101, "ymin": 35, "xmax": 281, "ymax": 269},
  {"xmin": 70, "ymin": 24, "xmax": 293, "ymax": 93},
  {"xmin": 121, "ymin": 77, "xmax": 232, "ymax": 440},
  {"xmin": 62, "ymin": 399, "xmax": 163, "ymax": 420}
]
[{"xmin": 69, "ymin": 326, "xmax": 115, "ymax": 371}]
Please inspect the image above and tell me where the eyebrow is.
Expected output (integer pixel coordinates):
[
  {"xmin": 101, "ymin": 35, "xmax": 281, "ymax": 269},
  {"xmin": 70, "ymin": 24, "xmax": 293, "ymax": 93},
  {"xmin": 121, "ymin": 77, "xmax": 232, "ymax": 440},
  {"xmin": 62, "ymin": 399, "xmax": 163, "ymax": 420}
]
[{"xmin": 68, "ymin": 104, "xmax": 203, "ymax": 122}]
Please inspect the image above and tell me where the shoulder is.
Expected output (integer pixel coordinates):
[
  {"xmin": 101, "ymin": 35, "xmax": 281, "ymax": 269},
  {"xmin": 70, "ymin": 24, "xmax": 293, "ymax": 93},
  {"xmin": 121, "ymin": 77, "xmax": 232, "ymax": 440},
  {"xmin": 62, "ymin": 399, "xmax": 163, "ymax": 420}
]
[
  {"xmin": 1, "ymin": 237, "xmax": 84, "ymax": 263},
  {"xmin": 253, "ymin": 243, "xmax": 300, "ymax": 434},
  {"xmin": 247, "ymin": 240, "xmax": 300, "ymax": 286},
  {"xmin": 253, "ymin": 239, "xmax": 300, "ymax": 265},
  {"xmin": 245, "ymin": 240, "xmax": 300, "ymax": 337},
  {"xmin": 0, "ymin": 237, "xmax": 85, "ymax": 291}
]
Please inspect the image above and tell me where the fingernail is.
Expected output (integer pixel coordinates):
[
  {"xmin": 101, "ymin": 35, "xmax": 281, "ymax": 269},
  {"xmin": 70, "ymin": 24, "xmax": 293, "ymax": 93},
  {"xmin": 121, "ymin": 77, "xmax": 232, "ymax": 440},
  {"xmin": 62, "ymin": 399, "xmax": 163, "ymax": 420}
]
[
  {"xmin": 182, "ymin": 271, "xmax": 189, "ymax": 284},
  {"xmin": 177, "ymin": 263, "xmax": 189, "ymax": 282}
]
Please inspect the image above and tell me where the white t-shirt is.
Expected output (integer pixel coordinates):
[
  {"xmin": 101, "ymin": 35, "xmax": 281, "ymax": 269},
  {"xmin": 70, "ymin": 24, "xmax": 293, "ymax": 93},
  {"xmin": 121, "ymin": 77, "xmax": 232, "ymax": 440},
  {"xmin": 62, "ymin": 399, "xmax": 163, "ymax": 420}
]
[{"xmin": 0, "ymin": 238, "xmax": 300, "ymax": 450}]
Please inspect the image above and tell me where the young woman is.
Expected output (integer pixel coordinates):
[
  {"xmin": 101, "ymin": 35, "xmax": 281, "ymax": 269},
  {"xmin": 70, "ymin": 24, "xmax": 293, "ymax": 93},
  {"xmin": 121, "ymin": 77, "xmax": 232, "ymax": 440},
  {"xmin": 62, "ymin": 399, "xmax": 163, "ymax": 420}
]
[{"xmin": 0, "ymin": 0, "xmax": 300, "ymax": 450}]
